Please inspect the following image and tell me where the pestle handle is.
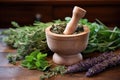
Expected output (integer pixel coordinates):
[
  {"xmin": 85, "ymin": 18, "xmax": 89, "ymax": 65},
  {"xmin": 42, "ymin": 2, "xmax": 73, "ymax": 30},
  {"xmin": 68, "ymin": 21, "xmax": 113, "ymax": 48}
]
[{"xmin": 63, "ymin": 6, "xmax": 86, "ymax": 35}]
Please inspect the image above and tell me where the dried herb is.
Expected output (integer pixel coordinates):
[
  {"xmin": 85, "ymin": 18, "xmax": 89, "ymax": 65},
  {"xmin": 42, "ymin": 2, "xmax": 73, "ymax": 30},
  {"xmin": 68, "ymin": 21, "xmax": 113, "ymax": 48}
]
[
  {"xmin": 40, "ymin": 66, "xmax": 66, "ymax": 80},
  {"xmin": 86, "ymin": 53, "xmax": 120, "ymax": 77},
  {"xmin": 65, "ymin": 52, "xmax": 120, "ymax": 77},
  {"xmin": 65, "ymin": 52, "xmax": 116, "ymax": 73},
  {"xmin": 50, "ymin": 24, "xmax": 66, "ymax": 34},
  {"xmin": 7, "ymin": 54, "xmax": 21, "ymax": 64},
  {"xmin": 50, "ymin": 24, "xmax": 84, "ymax": 34}
]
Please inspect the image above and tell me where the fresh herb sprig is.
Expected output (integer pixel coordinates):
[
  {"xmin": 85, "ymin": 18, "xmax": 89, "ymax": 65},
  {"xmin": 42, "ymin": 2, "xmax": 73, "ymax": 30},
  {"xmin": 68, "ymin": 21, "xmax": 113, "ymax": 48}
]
[
  {"xmin": 21, "ymin": 50, "xmax": 50, "ymax": 71},
  {"xmin": 81, "ymin": 19, "xmax": 120, "ymax": 53},
  {"xmin": 2, "ymin": 21, "xmax": 54, "ymax": 62},
  {"xmin": 40, "ymin": 66, "xmax": 66, "ymax": 80},
  {"xmin": 2, "ymin": 17, "xmax": 120, "ymax": 62}
]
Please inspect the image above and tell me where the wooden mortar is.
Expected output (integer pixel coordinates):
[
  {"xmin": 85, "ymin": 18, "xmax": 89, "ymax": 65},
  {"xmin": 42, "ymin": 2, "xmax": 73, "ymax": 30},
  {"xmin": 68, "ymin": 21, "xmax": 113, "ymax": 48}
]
[{"xmin": 45, "ymin": 6, "xmax": 89, "ymax": 65}]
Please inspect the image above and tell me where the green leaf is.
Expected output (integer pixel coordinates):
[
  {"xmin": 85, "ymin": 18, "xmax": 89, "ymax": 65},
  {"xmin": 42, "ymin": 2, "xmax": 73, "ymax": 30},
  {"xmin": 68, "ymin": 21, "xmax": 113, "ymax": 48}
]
[
  {"xmin": 37, "ymin": 53, "xmax": 47, "ymax": 60},
  {"xmin": 25, "ymin": 56, "xmax": 34, "ymax": 62},
  {"xmin": 35, "ymin": 61, "xmax": 41, "ymax": 67},
  {"xmin": 11, "ymin": 21, "xmax": 20, "ymax": 28},
  {"xmin": 109, "ymin": 27, "xmax": 119, "ymax": 40},
  {"xmin": 30, "ymin": 50, "xmax": 40, "ymax": 57},
  {"xmin": 65, "ymin": 17, "xmax": 71, "ymax": 22}
]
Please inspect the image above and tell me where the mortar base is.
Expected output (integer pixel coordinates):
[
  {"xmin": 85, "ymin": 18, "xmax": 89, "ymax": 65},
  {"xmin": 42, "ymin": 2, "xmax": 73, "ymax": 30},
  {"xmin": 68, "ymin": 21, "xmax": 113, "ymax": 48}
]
[{"xmin": 53, "ymin": 53, "xmax": 83, "ymax": 65}]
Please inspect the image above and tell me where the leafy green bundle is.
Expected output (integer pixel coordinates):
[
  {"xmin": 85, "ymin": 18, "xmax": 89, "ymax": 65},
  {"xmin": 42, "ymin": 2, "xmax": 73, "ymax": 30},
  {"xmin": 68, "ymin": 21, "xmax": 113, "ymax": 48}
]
[
  {"xmin": 80, "ymin": 19, "xmax": 120, "ymax": 53},
  {"xmin": 2, "ymin": 17, "xmax": 120, "ymax": 63},
  {"xmin": 2, "ymin": 21, "xmax": 53, "ymax": 61},
  {"xmin": 21, "ymin": 50, "xmax": 49, "ymax": 71}
]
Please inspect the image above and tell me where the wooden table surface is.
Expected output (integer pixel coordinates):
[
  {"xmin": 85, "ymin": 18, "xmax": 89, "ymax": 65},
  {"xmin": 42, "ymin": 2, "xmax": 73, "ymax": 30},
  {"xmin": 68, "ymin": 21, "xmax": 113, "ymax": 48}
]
[{"xmin": 0, "ymin": 34, "xmax": 120, "ymax": 80}]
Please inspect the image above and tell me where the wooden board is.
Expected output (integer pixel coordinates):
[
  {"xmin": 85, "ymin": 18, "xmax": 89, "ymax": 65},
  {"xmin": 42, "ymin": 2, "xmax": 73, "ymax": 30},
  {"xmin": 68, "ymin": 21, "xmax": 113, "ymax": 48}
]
[{"xmin": 0, "ymin": 36, "xmax": 120, "ymax": 80}]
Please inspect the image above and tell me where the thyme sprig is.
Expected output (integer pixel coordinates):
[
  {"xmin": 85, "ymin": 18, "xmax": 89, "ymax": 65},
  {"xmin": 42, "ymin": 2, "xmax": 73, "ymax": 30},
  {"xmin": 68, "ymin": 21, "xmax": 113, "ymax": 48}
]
[{"xmin": 40, "ymin": 66, "xmax": 66, "ymax": 80}]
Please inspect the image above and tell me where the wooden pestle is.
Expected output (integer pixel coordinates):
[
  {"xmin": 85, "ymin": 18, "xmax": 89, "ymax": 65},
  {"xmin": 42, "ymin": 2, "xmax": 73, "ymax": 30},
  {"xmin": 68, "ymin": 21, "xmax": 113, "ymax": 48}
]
[{"xmin": 63, "ymin": 6, "xmax": 86, "ymax": 35}]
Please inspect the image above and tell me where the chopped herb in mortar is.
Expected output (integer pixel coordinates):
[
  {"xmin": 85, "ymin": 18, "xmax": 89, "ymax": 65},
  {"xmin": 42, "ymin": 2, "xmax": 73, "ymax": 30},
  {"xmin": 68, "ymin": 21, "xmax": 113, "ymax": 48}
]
[{"xmin": 50, "ymin": 24, "xmax": 84, "ymax": 34}]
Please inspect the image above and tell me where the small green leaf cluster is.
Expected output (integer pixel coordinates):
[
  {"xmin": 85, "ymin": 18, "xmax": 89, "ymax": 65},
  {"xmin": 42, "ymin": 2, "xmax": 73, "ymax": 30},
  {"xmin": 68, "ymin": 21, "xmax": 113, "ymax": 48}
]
[
  {"xmin": 21, "ymin": 50, "xmax": 50, "ymax": 71},
  {"xmin": 40, "ymin": 66, "xmax": 66, "ymax": 80}
]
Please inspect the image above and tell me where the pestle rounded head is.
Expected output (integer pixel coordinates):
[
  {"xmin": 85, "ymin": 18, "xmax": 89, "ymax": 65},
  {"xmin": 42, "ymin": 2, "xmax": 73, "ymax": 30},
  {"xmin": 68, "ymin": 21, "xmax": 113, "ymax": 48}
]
[
  {"xmin": 73, "ymin": 6, "xmax": 86, "ymax": 18},
  {"xmin": 63, "ymin": 6, "xmax": 86, "ymax": 35}
]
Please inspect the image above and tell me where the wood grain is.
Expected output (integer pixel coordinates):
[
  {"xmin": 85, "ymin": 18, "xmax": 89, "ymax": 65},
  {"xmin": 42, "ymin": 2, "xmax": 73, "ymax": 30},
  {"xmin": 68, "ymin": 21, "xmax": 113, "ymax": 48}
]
[{"xmin": 0, "ymin": 34, "xmax": 120, "ymax": 80}]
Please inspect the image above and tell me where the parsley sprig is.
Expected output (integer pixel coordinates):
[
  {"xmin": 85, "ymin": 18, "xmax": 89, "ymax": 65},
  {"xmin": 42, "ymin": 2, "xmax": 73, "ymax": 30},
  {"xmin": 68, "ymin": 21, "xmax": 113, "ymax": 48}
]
[{"xmin": 21, "ymin": 50, "xmax": 50, "ymax": 71}]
